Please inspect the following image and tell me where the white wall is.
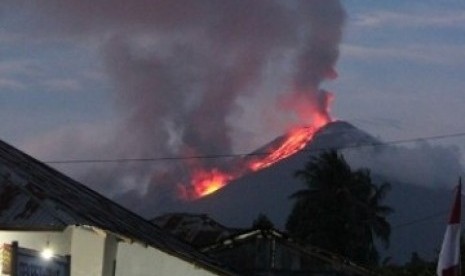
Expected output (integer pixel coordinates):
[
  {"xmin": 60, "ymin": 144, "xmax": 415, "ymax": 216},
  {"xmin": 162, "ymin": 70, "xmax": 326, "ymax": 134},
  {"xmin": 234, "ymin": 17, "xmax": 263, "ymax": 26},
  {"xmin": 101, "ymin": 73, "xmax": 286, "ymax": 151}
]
[
  {"xmin": 0, "ymin": 228, "xmax": 71, "ymax": 255},
  {"xmin": 115, "ymin": 242, "xmax": 219, "ymax": 276},
  {"xmin": 101, "ymin": 234, "xmax": 118, "ymax": 276},
  {"xmin": 69, "ymin": 226, "xmax": 108, "ymax": 276},
  {"xmin": 0, "ymin": 226, "xmax": 111, "ymax": 276},
  {"xmin": 0, "ymin": 226, "xmax": 222, "ymax": 276},
  {"xmin": 0, "ymin": 227, "xmax": 72, "ymax": 276}
]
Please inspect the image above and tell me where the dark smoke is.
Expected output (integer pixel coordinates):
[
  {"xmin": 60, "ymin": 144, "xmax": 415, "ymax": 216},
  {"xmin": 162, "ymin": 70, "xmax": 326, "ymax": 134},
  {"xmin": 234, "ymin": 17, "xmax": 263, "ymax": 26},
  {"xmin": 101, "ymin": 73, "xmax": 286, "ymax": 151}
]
[
  {"xmin": 282, "ymin": 0, "xmax": 345, "ymax": 124},
  {"xmin": 5, "ymin": 0, "xmax": 347, "ymax": 214}
]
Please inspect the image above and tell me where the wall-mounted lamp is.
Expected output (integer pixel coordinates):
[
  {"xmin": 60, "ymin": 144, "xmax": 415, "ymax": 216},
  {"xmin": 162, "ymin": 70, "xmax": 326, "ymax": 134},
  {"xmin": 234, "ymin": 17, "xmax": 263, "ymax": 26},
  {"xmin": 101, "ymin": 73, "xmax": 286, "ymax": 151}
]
[{"xmin": 41, "ymin": 239, "xmax": 54, "ymax": 260}]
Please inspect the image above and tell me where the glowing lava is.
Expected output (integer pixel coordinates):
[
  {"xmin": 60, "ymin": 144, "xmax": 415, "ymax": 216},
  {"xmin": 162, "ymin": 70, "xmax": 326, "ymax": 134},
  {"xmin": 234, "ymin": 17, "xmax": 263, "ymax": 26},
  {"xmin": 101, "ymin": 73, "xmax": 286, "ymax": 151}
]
[
  {"xmin": 182, "ymin": 88, "xmax": 334, "ymax": 200},
  {"xmin": 189, "ymin": 169, "xmax": 233, "ymax": 198},
  {"xmin": 184, "ymin": 118, "xmax": 331, "ymax": 200},
  {"xmin": 247, "ymin": 126, "xmax": 317, "ymax": 171},
  {"xmin": 247, "ymin": 107, "xmax": 331, "ymax": 172}
]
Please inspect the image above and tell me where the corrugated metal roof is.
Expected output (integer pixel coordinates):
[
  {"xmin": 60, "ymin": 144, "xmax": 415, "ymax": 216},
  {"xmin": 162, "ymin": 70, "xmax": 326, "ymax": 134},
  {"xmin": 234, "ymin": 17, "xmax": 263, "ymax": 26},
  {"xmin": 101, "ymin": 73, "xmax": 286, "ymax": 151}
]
[
  {"xmin": 202, "ymin": 228, "xmax": 372, "ymax": 276},
  {"xmin": 152, "ymin": 213, "xmax": 235, "ymax": 248},
  {"xmin": 0, "ymin": 139, "xmax": 236, "ymax": 275}
]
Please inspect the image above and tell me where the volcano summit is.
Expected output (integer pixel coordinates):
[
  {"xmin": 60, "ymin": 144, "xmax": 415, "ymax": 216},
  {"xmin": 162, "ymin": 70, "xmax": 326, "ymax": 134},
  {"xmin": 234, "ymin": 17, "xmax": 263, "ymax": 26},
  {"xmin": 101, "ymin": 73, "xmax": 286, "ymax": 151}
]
[
  {"xmin": 173, "ymin": 120, "xmax": 379, "ymax": 226},
  {"xmin": 150, "ymin": 121, "xmax": 458, "ymax": 262}
]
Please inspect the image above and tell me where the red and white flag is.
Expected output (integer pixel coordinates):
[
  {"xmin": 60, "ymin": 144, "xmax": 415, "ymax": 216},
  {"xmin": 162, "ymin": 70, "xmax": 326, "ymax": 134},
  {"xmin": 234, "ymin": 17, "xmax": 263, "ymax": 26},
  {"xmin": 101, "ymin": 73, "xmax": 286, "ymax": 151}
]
[{"xmin": 437, "ymin": 180, "xmax": 461, "ymax": 276}]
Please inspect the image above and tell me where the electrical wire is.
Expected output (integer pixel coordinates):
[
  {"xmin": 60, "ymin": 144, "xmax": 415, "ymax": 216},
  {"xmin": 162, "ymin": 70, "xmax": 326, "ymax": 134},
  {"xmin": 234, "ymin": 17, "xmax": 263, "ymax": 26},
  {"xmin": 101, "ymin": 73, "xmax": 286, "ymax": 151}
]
[
  {"xmin": 37, "ymin": 128, "xmax": 464, "ymax": 230},
  {"xmin": 392, "ymin": 210, "xmax": 449, "ymax": 230},
  {"xmin": 43, "ymin": 130, "xmax": 465, "ymax": 165}
]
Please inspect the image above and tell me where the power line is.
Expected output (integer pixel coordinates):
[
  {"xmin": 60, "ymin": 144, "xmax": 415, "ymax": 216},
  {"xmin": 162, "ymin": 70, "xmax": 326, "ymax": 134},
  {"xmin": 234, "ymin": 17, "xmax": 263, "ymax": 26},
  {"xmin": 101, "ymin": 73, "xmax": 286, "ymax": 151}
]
[
  {"xmin": 392, "ymin": 210, "xmax": 449, "ymax": 230},
  {"xmin": 43, "ymin": 130, "xmax": 465, "ymax": 165},
  {"xmin": 37, "ymin": 128, "xmax": 463, "ymax": 232},
  {"xmin": 391, "ymin": 186, "xmax": 460, "ymax": 230}
]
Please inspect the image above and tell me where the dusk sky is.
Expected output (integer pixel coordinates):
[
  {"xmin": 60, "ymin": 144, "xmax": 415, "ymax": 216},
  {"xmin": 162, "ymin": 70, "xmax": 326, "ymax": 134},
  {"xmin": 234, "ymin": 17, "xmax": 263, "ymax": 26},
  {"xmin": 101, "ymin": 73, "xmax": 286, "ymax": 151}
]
[{"xmin": 1, "ymin": 1, "xmax": 465, "ymax": 199}]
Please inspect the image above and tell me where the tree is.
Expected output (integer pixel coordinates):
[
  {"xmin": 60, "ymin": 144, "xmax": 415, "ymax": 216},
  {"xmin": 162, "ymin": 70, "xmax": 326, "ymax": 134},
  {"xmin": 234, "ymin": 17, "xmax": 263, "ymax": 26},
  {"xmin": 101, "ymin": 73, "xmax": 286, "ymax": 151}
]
[
  {"xmin": 286, "ymin": 150, "xmax": 393, "ymax": 265},
  {"xmin": 375, "ymin": 252, "xmax": 435, "ymax": 275},
  {"xmin": 252, "ymin": 213, "xmax": 274, "ymax": 230}
]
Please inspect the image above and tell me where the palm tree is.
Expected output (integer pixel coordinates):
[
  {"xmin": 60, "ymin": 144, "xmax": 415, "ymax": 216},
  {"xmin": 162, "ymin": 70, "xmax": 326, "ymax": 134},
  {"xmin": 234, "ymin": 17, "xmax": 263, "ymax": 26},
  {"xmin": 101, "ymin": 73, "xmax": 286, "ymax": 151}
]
[{"xmin": 286, "ymin": 150, "xmax": 393, "ymax": 265}]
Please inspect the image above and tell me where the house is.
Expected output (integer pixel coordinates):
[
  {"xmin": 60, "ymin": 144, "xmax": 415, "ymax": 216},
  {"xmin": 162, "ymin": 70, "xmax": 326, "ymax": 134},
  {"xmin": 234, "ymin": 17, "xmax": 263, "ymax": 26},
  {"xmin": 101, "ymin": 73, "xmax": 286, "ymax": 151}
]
[
  {"xmin": 201, "ymin": 228, "xmax": 372, "ymax": 276},
  {"xmin": 0, "ymin": 139, "xmax": 236, "ymax": 276},
  {"xmin": 152, "ymin": 213, "xmax": 238, "ymax": 248},
  {"xmin": 153, "ymin": 213, "xmax": 372, "ymax": 276}
]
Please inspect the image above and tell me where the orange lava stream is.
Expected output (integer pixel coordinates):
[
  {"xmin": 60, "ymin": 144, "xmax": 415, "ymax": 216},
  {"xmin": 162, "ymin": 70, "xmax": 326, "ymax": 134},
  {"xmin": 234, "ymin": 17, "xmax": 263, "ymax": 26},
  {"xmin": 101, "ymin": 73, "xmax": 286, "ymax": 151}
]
[
  {"xmin": 186, "ymin": 119, "xmax": 330, "ymax": 200},
  {"xmin": 191, "ymin": 169, "xmax": 233, "ymax": 198},
  {"xmin": 247, "ymin": 126, "xmax": 317, "ymax": 171}
]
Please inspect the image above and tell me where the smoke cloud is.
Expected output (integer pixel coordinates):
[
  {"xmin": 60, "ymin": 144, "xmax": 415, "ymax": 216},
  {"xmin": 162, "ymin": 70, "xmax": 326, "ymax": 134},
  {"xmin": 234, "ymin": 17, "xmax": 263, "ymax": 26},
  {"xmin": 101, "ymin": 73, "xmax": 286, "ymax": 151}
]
[
  {"xmin": 344, "ymin": 142, "xmax": 463, "ymax": 189},
  {"xmin": 5, "ymin": 0, "xmax": 347, "ymax": 214}
]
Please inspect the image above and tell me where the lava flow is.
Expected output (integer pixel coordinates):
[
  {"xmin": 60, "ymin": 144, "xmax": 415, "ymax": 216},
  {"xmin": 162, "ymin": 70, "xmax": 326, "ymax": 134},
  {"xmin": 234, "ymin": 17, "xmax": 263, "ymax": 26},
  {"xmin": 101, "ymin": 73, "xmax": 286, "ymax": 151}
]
[
  {"xmin": 247, "ymin": 126, "xmax": 319, "ymax": 172},
  {"xmin": 182, "ymin": 116, "xmax": 331, "ymax": 200},
  {"xmin": 189, "ymin": 169, "xmax": 234, "ymax": 198}
]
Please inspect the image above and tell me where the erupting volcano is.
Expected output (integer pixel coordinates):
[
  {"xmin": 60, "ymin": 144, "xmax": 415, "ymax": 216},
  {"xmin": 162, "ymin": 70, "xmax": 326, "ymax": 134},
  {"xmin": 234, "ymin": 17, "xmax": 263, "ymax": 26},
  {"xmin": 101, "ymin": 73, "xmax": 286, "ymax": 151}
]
[
  {"xmin": 181, "ymin": 104, "xmax": 333, "ymax": 200},
  {"xmin": 169, "ymin": 0, "xmax": 346, "ymax": 201}
]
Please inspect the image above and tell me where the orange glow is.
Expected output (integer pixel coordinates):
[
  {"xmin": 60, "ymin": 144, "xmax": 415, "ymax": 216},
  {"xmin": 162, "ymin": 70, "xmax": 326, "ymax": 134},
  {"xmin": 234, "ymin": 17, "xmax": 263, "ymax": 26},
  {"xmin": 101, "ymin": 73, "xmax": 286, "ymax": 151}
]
[
  {"xmin": 184, "ymin": 117, "xmax": 330, "ymax": 200},
  {"xmin": 248, "ymin": 126, "xmax": 317, "ymax": 171},
  {"xmin": 183, "ymin": 91, "xmax": 335, "ymax": 200},
  {"xmin": 190, "ymin": 169, "xmax": 233, "ymax": 198}
]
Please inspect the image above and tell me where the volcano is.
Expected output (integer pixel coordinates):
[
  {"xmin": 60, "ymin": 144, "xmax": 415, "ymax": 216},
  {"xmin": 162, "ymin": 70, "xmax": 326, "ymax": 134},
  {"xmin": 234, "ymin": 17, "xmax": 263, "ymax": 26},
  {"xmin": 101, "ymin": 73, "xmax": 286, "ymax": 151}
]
[
  {"xmin": 160, "ymin": 120, "xmax": 454, "ymax": 263},
  {"xmin": 181, "ymin": 118, "xmax": 331, "ymax": 200},
  {"xmin": 175, "ymin": 120, "xmax": 378, "ymax": 225}
]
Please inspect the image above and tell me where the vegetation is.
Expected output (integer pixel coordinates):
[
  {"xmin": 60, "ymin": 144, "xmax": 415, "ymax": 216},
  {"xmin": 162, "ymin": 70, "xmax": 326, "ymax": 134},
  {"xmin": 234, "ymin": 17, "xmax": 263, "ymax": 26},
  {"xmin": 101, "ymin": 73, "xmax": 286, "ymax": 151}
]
[
  {"xmin": 374, "ymin": 252, "xmax": 435, "ymax": 275},
  {"xmin": 252, "ymin": 213, "xmax": 274, "ymax": 230},
  {"xmin": 286, "ymin": 150, "xmax": 393, "ymax": 266},
  {"xmin": 375, "ymin": 236, "xmax": 465, "ymax": 275}
]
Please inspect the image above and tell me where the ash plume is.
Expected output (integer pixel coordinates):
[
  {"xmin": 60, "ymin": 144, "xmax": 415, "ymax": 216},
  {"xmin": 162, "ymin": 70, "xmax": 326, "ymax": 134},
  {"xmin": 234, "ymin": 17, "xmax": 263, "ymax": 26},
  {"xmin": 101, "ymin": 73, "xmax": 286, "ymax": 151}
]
[
  {"xmin": 281, "ymin": 0, "xmax": 345, "ymax": 125},
  {"xmin": 5, "ymin": 1, "xmax": 347, "ymax": 212}
]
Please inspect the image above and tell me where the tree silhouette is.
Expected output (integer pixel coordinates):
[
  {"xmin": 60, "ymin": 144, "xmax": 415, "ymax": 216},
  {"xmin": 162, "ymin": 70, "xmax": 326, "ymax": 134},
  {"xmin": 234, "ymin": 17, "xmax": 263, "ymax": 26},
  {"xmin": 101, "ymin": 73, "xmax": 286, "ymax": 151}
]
[
  {"xmin": 252, "ymin": 213, "xmax": 274, "ymax": 230},
  {"xmin": 286, "ymin": 150, "xmax": 393, "ymax": 265}
]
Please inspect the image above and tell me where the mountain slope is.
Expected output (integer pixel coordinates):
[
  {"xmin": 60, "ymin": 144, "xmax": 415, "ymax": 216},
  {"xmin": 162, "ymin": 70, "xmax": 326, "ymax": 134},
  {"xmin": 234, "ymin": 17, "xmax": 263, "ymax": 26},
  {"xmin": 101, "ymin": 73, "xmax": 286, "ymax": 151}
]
[
  {"xmin": 169, "ymin": 121, "xmax": 457, "ymax": 263},
  {"xmin": 178, "ymin": 121, "xmax": 374, "ymax": 223}
]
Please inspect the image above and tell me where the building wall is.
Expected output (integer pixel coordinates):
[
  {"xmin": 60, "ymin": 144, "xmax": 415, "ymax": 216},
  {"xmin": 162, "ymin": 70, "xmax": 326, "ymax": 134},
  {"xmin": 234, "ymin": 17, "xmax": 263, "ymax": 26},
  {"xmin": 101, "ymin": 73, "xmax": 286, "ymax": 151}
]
[
  {"xmin": 0, "ymin": 228, "xmax": 72, "ymax": 256},
  {"xmin": 0, "ymin": 228, "xmax": 72, "ymax": 276},
  {"xmin": 101, "ymin": 234, "xmax": 118, "ymax": 276},
  {"xmin": 115, "ymin": 242, "xmax": 218, "ymax": 276},
  {"xmin": 0, "ymin": 226, "xmax": 221, "ymax": 276},
  {"xmin": 0, "ymin": 226, "xmax": 114, "ymax": 276},
  {"xmin": 69, "ymin": 226, "xmax": 109, "ymax": 276}
]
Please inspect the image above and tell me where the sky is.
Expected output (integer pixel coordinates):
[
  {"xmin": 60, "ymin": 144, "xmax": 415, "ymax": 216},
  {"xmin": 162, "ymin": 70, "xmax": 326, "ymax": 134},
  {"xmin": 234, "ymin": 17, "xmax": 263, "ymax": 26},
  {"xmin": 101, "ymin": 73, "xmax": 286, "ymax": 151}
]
[{"xmin": 1, "ymin": 1, "xmax": 465, "ymax": 202}]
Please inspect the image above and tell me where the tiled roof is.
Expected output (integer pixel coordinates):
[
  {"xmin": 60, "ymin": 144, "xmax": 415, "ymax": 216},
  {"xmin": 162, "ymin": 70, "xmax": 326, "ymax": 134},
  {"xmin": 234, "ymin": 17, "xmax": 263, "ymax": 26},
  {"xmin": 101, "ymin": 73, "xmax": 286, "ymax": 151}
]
[{"xmin": 0, "ymin": 139, "xmax": 235, "ymax": 275}]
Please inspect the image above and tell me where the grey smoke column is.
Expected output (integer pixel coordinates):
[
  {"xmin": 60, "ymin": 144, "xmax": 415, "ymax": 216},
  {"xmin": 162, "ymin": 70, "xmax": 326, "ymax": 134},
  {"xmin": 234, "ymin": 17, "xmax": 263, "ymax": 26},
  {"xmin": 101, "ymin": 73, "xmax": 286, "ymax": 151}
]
[
  {"xmin": 92, "ymin": 1, "xmax": 347, "ymax": 184},
  {"xmin": 101, "ymin": 1, "xmax": 298, "ymax": 163},
  {"xmin": 4, "ymin": 0, "xmax": 347, "ymax": 205},
  {"xmin": 284, "ymin": 0, "xmax": 346, "ymax": 124}
]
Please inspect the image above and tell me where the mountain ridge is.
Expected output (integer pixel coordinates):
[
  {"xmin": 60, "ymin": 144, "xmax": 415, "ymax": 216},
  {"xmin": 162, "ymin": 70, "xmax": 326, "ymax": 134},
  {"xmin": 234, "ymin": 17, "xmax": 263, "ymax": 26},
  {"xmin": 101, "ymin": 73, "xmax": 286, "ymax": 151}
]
[{"xmin": 161, "ymin": 120, "xmax": 455, "ymax": 263}]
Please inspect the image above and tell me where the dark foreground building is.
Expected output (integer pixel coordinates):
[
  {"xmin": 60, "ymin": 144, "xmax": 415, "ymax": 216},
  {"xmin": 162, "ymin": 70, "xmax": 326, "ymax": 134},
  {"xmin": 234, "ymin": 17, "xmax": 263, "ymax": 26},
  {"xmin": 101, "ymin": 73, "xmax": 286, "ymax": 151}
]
[
  {"xmin": 154, "ymin": 213, "xmax": 371, "ymax": 275},
  {"xmin": 0, "ymin": 139, "xmax": 235, "ymax": 276}
]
